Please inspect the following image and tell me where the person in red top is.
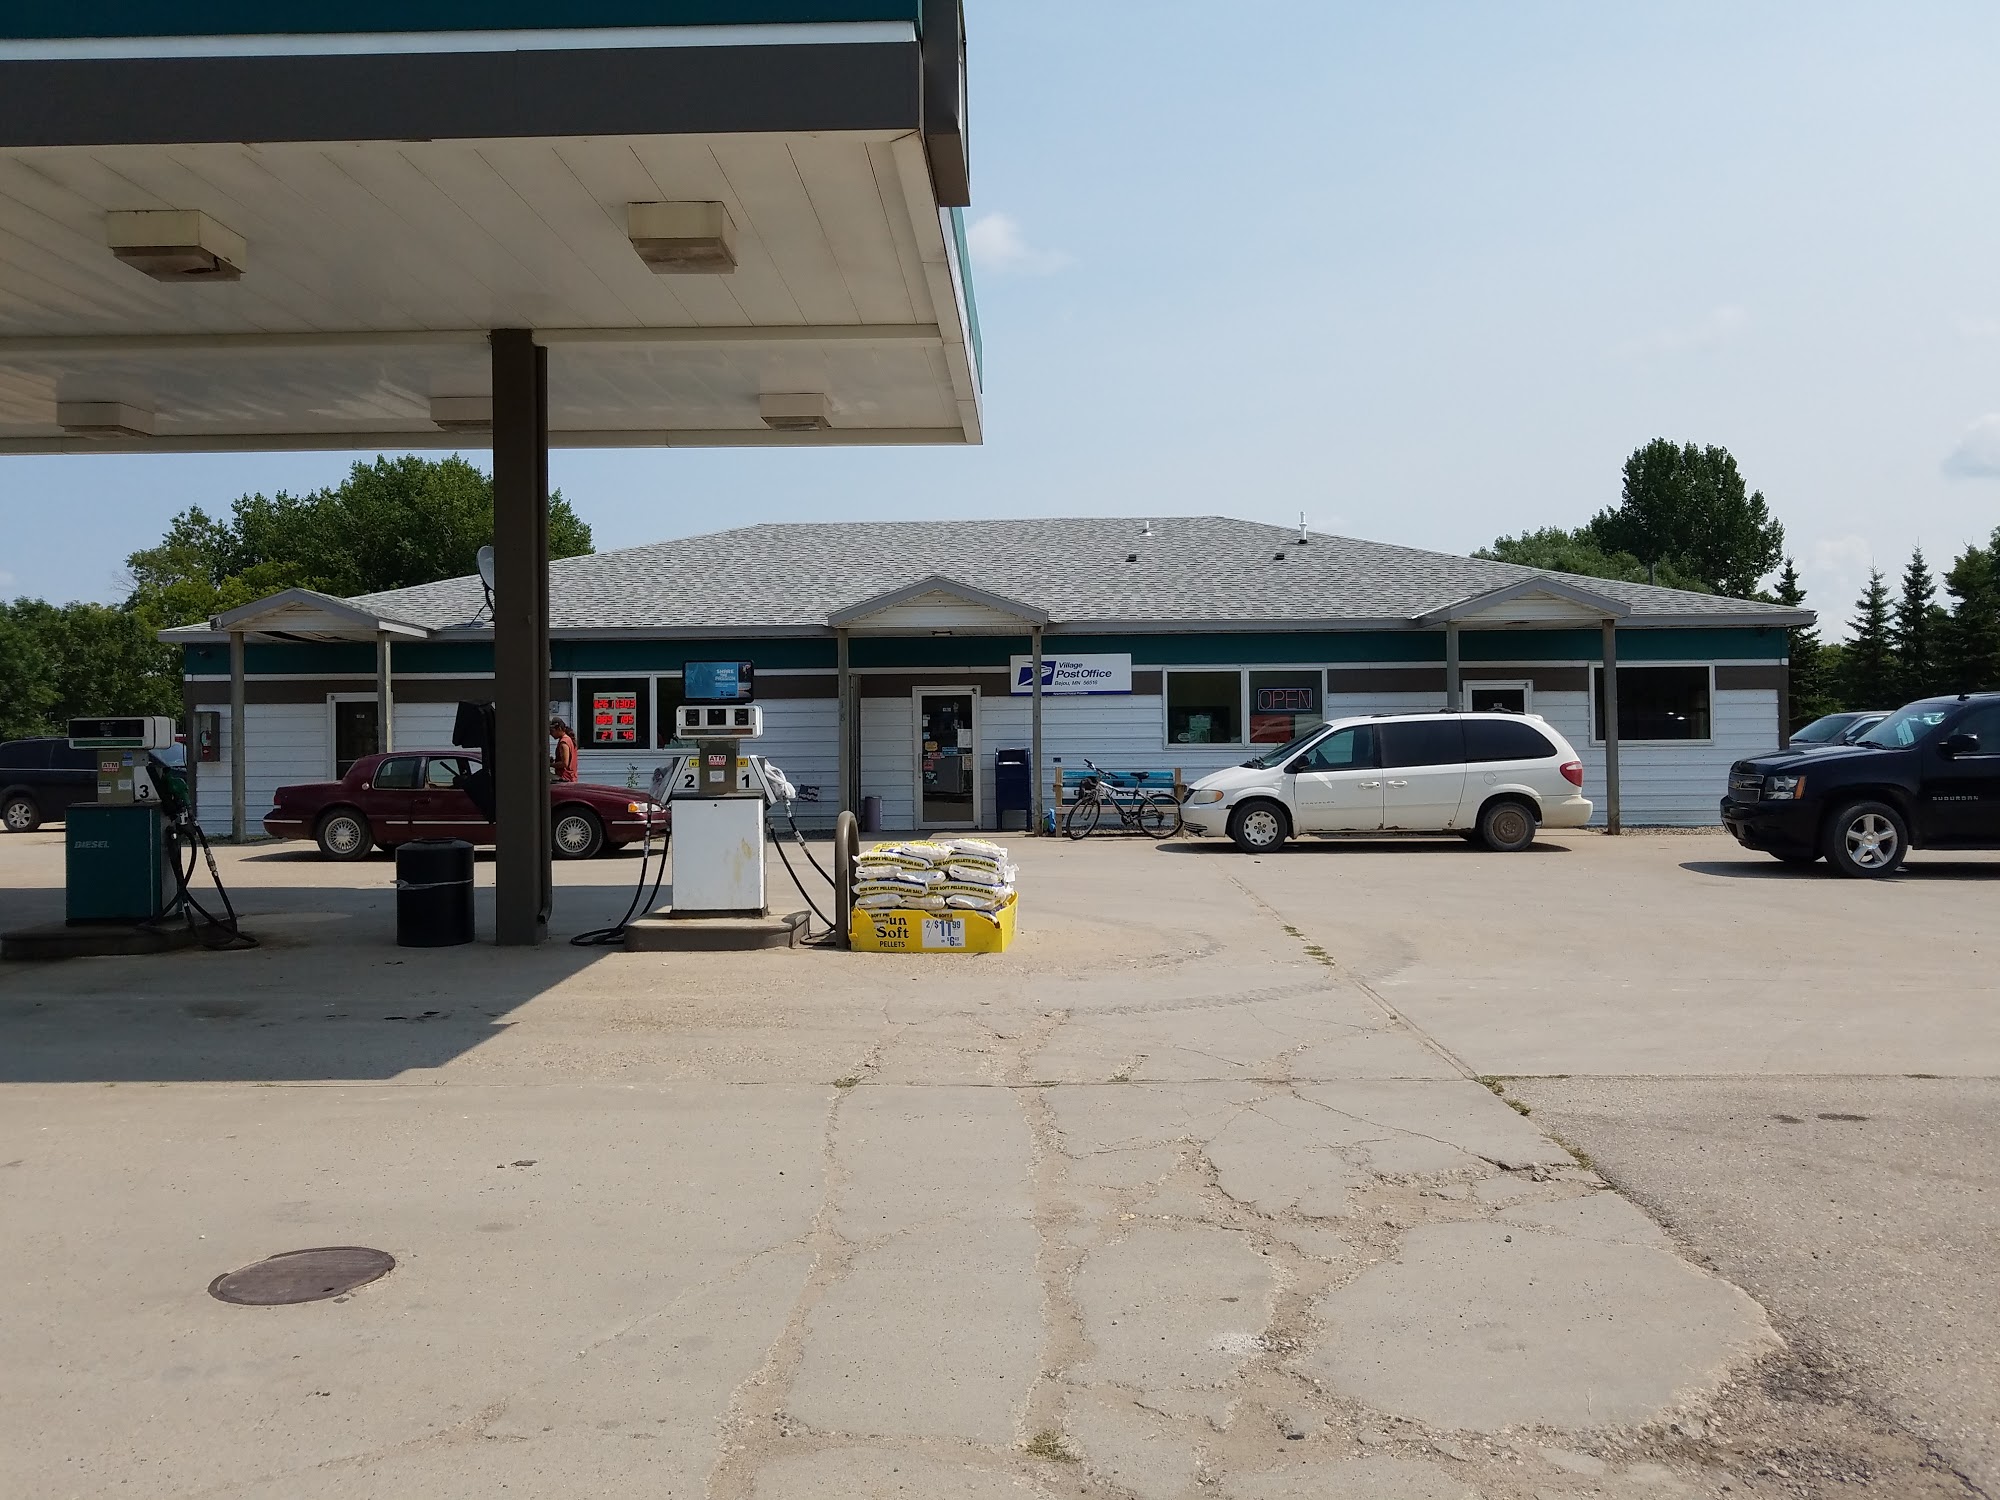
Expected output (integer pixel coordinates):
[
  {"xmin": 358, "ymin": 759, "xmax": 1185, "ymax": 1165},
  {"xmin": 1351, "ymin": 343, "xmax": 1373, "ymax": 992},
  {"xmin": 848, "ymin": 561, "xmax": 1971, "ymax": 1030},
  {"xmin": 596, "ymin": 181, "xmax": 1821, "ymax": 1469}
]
[{"xmin": 549, "ymin": 716, "xmax": 579, "ymax": 783}]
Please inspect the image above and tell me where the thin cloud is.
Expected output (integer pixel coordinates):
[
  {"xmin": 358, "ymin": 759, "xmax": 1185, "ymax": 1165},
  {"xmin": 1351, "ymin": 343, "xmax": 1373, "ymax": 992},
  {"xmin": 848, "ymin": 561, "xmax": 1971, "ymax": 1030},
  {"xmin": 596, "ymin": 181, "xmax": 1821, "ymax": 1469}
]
[
  {"xmin": 1943, "ymin": 413, "xmax": 2000, "ymax": 479},
  {"xmin": 1958, "ymin": 316, "xmax": 2000, "ymax": 341},
  {"xmin": 1800, "ymin": 535, "xmax": 1876, "ymax": 639},
  {"xmin": 965, "ymin": 212, "xmax": 1072, "ymax": 275},
  {"xmin": 1615, "ymin": 304, "xmax": 1747, "ymax": 360}
]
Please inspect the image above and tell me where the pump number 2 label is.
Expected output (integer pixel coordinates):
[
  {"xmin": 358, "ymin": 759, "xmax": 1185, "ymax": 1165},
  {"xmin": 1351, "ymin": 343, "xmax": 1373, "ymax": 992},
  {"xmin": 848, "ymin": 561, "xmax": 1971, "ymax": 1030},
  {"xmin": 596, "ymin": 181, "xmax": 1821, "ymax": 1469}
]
[{"xmin": 921, "ymin": 917, "xmax": 967, "ymax": 950}]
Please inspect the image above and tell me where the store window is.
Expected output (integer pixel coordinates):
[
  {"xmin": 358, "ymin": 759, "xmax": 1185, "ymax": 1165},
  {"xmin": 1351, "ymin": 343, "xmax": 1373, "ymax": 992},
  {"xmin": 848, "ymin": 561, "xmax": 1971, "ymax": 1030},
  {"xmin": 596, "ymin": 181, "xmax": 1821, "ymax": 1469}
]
[
  {"xmin": 654, "ymin": 677, "xmax": 688, "ymax": 748},
  {"xmin": 1593, "ymin": 665, "xmax": 1712, "ymax": 742},
  {"xmin": 1248, "ymin": 669, "xmax": 1323, "ymax": 745},
  {"xmin": 1167, "ymin": 671, "xmax": 1242, "ymax": 745},
  {"xmin": 577, "ymin": 678, "xmax": 651, "ymax": 750}
]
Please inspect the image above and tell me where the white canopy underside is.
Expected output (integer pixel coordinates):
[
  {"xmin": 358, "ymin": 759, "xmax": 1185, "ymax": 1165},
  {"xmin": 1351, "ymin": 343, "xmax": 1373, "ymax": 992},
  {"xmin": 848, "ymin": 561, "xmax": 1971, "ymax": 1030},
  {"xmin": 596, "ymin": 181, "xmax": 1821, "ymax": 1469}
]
[{"xmin": 0, "ymin": 129, "xmax": 979, "ymax": 451}]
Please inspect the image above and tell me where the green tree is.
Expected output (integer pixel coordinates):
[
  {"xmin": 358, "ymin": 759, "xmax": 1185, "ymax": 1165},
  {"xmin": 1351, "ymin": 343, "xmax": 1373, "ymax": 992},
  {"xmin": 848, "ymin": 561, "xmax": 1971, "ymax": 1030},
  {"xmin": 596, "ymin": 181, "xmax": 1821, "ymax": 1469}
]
[
  {"xmin": 1890, "ymin": 547, "xmax": 1945, "ymax": 701},
  {"xmin": 1939, "ymin": 533, "xmax": 2000, "ymax": 693},
  {"xmin": 1474, "ymin": 526, "xmax": 1710, "ymax": 592},
  {"xmin": 125, "ymin": 454, "xmax": 595, "ymax": 630},
  {"xmin": 1841, "ymin": 570, "xmax": 1898, "ymax": 708},
  {"xmin": 0, "ymin": 606, "xmax": 60, "ymax": 740},
  {"xmin": 1590, "ymin": 439, "xmax": 1785, "ymax": 598},
  {"xmin": 1772, "ymin": 558, "xmax": 1835, "ymax": 729},
  {"xmin": 0, "ymin": 599, "xmax": 182, "ymax": 737}
]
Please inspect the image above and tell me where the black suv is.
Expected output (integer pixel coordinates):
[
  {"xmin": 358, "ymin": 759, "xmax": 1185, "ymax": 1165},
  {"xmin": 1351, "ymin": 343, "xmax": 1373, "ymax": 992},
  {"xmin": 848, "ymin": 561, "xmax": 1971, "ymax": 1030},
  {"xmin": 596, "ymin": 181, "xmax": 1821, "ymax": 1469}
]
[
  {"xmin": 1722, "ymin": 693, "xmax": 2000, "ymax": 877},
  {"xmin": 0, "ymin": 737, "xmax": 101, "ymax": 832}
]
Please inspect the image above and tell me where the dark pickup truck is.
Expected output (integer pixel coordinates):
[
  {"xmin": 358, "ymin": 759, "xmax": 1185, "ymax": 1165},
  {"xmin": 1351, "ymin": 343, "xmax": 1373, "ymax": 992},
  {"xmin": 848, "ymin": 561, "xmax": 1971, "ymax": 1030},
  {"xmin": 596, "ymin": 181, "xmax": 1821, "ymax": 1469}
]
[{"xmin": 1722, "ymin": 693, "xmax": 2000, "ymax": 877}]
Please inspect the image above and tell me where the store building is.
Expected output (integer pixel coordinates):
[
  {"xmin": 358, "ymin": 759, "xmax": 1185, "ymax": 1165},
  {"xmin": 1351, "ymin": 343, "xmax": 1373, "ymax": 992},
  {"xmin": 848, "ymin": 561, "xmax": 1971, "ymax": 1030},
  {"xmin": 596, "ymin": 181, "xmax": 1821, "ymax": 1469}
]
[{"xmin": 168, "ymin": 516, "xmax": 1810, "ymax": 834}]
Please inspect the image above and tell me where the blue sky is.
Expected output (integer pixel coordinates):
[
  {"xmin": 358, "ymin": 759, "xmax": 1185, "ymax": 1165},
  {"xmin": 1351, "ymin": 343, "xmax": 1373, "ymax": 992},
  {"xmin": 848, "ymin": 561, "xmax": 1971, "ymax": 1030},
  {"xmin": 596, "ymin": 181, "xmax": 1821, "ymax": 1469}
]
[{"xmin": 7, "ymin": 1, "xmax": 1999, "ymax": 636}]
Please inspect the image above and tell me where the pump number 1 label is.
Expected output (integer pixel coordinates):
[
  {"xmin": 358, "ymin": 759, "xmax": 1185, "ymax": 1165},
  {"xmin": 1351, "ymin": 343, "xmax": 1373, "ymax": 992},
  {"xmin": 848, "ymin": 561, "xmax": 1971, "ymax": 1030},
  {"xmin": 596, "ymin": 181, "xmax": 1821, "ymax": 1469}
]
[{"xmin": 921, "ymin": 917, "xmax": 967, "ymax": 950}]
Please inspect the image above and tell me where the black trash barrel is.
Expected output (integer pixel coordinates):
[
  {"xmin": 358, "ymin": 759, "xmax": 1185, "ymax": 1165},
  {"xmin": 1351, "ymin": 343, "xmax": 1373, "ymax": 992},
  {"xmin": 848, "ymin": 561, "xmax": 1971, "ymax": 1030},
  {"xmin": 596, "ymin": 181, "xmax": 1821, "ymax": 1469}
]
[
  {"xmin": 861, "ymin": 795, "xmax": 883, "ymax": 833},
  {"xmin": 395, "ymin": 839, "xmax": 475, "ymax": 947}
]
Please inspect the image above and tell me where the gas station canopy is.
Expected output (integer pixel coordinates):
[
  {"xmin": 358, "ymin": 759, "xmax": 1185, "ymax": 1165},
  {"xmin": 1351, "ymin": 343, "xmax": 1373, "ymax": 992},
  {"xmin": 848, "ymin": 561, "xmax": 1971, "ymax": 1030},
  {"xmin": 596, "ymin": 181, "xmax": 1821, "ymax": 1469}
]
[
  {"xmin": 1, "ymin": 3, "xmax": 980, "ymax": 946},
  {"xmin": 0, "ymin": 2, "xmax": 978, "ymax": 452}
]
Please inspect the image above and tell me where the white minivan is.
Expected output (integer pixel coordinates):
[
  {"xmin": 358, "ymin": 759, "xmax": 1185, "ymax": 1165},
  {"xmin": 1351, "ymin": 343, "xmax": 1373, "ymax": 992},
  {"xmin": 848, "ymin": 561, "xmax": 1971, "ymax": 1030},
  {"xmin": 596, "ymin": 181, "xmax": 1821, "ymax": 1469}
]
[{"xmin": 1181, "ymin": 711, "xmax": 1593, "ymax": 853}]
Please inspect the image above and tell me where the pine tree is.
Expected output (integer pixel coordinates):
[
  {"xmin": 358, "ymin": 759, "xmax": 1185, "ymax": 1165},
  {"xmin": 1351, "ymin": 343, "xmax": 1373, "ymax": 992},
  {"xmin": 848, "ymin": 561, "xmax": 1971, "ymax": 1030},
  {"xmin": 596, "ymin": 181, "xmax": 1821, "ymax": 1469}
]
[
  {"xmin": 1940, "ymin": 535, "xmax": 2000, "ymax": 693},
  {"xmin": 1841, "ymin": 569, "xmax": 1897, "ymax": 708},
  {"xmin": 1773, "ymin": 558, "xmax": 1833, "ymax": 729},
  {"xmin": 1891, "ymin": 547, "xmax": 1942, "ymax": 700}
]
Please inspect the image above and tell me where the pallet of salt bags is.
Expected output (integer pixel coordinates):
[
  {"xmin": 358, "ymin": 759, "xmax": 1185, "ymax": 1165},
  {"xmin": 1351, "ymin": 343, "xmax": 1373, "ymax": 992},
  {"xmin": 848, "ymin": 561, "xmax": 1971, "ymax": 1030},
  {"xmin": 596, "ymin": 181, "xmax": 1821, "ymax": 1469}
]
[{"xmin": 848, "ymin": 838, "xmax": 1017, "ymax": 953}]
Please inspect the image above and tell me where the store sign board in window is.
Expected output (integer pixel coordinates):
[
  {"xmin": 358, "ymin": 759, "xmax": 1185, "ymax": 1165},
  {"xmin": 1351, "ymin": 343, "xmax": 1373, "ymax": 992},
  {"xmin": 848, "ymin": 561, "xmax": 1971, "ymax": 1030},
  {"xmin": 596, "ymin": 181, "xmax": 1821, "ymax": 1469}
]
[
  {"xmin": 1009, "ymin": 653, "xmax": 1132, "ymax": 695},
  {"xmin": 684, "ymin": 661, "xmax": 754, "ymax": 702},
  {"xmin": 1248, "ymin": 670, "xmax": 1323, "ymax": 745},
  {"xmin": 1256, "ymin": 685, "xmax": 1315, "ymax": 713}
]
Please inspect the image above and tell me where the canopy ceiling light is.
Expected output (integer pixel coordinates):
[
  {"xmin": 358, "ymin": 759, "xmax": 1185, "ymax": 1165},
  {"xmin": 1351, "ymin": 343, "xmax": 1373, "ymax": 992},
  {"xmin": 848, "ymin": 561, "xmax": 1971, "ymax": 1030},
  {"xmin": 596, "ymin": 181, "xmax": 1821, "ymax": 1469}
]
[
  {"xmin": 56, "ymin": 401, "xmax": 156, "ymax": 438},
  {"xmin": 759, "ymin": 393, "xmax": 832, "ymax": 433},
  {"xmin": 626, "ymin": 201, "xmax": 736, "ymax": 273},
  {"xmin": 106, "ymin": 209, "xmax": 245, "ymax": 282},
  {"xmin": 429, "ymin": 395, "xmax": 493, "ymax": 432}
]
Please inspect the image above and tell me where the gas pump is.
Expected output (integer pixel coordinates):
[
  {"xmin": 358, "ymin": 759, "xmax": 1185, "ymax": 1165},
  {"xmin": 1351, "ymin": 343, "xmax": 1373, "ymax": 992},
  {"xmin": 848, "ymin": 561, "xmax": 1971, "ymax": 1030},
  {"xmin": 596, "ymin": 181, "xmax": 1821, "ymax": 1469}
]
[
  {"xmin": 667, "ymin": 701, "xmax": 770, "ymax": 915},
  {"xmin": 64, "ymin": 715, "xmax": 180, "ymax": 923}
]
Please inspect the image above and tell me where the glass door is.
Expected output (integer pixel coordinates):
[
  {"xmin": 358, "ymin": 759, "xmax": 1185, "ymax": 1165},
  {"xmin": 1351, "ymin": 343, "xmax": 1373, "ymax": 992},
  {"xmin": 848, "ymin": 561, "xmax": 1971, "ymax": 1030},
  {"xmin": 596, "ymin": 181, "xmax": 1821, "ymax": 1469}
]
[
  {"xmin": 916, "ymin": 690, "xmax": 978, "ymax": 828},
  {"xmin": 331, "ymin": 699, "xmax": 380, "ymax": 777}
]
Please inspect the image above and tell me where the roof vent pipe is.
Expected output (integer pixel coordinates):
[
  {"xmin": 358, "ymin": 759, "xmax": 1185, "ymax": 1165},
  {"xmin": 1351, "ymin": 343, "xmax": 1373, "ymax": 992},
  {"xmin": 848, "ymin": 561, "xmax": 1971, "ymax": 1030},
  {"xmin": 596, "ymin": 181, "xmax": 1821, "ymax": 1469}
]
[{"xmin": 1297, "ymin": 512, "xmax": 1310, "ymax": 544}]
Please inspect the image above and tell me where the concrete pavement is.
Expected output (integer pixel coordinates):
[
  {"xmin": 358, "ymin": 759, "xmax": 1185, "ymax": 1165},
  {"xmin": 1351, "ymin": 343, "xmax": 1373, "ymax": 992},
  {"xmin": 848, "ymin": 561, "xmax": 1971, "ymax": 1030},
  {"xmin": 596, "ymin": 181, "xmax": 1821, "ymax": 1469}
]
[{"xmin": 0, "ymin": 828, "xmax": 1988, "ymax": 1498}]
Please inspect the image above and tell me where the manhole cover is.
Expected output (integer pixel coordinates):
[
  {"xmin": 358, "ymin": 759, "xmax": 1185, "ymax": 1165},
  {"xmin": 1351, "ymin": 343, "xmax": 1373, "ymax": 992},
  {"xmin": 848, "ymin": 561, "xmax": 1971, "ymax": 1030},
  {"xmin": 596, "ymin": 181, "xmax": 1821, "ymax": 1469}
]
[{"xmin": 208, "ymin": 1247, "xmax": 395, "ymax": 1306}]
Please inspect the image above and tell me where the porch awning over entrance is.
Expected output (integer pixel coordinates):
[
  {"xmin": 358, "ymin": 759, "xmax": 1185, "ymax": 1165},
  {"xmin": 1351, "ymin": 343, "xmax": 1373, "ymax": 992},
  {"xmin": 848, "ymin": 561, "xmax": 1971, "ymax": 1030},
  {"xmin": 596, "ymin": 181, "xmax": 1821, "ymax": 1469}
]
[
  {"xmin": 827, "ymin": 574, "xmax": 1049, "ymax": 633},
  {"xmin": 206, "ymin": 588, "xmax": 435, "ymax": 644}
]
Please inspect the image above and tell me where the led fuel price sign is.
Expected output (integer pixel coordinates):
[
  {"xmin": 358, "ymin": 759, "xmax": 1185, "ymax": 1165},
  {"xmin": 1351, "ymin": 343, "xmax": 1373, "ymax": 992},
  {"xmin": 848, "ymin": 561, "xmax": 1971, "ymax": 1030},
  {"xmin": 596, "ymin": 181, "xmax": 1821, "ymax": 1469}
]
[{"xmin": 593, "ymin": 691, "xmax": 640, "ymax": 745}]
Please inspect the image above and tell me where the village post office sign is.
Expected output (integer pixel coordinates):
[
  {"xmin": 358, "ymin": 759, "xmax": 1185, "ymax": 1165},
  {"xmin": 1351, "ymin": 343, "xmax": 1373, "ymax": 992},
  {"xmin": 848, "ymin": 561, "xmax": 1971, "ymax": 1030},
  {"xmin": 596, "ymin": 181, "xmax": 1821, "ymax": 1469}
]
[{"xmin": 1009, "ymin": 653, "xmax": 1132, "ymax": 695}]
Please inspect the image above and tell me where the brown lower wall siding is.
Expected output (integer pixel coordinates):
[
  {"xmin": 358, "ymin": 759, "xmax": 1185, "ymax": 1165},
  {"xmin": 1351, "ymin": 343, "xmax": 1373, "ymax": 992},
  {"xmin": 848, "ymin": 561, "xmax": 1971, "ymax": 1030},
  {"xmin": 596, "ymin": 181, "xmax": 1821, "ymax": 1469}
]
[
  {"xmin": 860, "ymin": 672, "xmax": 1014, "ymax": 698},
  {"xmin": 1324, "ymin": 666, "xmax": 1594, "ymax": 694},
  {"xmin": 185, "ymin": 677, "xmax": 568, "ymax": 710},
  {"xmin": 1714, "ymin": 665, "xmax": 1786, "ymax": 692}
]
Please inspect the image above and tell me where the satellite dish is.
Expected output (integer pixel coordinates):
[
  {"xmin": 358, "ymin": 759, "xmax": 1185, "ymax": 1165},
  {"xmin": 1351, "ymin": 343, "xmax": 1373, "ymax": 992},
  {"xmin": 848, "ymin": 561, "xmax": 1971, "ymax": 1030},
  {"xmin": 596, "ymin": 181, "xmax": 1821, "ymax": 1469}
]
[{"xmin": 475, "ymin": 545, "xmax": 496, "ymax": 615}]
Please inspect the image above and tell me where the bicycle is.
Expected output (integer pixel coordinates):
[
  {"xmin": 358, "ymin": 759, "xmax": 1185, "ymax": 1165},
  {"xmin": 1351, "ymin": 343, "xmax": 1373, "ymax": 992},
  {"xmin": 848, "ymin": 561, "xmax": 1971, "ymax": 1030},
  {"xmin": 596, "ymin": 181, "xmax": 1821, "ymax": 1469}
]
[{"xmin": 1062, "ymin": 758, "xmax": 1182, "ymax": 840}]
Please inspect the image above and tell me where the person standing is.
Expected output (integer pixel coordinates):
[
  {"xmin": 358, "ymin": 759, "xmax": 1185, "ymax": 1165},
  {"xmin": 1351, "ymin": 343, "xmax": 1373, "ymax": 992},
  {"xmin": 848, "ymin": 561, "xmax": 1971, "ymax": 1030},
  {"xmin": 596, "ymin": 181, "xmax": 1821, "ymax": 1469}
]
[{"xmin": 549, "ymin": 716, "xmax": 579, "ymax": 783}]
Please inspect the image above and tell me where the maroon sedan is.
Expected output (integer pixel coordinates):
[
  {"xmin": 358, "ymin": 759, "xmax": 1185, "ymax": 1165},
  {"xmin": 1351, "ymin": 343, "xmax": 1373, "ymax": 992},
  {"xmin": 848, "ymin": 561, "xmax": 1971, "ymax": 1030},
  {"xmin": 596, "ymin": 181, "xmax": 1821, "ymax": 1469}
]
[{"xmin": 264, "ymin": 750, "xmax": 666, "ymax": 861}]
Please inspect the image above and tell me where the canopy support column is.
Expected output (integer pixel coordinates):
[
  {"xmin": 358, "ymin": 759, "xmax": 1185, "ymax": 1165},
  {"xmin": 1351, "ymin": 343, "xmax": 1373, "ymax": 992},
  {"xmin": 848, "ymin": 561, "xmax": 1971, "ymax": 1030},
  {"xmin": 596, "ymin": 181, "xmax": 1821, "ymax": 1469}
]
[
  {"xmin": 1030, "ymin": 626, "xmax": 1045, "ymax": 833},
  {"xmin": 836, "ymin": 627, "xmax": 855, "ymax": 815},
  {"xmin": 492, "ymin": 328, "xmax": 551, "ymax": 945},
  {"xmin": 375, "ymin": 633, "xmax": 394, "ymax": 754},
  {"xmin": 1601, "ymin": 620, "xmax": 1622, "ymax": 835},
  {"xmin": 229, "ymin": 629, "xmax": 246, "ymax": 843},
  {"xmin": 1444, "ymin": 620, "xmax": 1462, "ymax": 710}
]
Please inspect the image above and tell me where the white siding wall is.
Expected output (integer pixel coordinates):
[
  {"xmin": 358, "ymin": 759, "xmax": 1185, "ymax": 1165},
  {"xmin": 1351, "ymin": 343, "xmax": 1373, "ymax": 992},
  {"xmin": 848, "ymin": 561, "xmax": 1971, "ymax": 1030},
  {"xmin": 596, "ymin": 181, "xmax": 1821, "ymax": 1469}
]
[
  {"xmin": 1532, "ymin": 688, "xmax": 1778, "ymax": 826},
  {"xmin": 195, "ymin": 677, "xmax": 1781, "ymax": 837},
  {"xmin": 861, "ymin": 695, "xmax": 915, "ymax": 829},
  {"xmin": 191, "ymin": 702, "xmax": 326, "ymax": 836}
]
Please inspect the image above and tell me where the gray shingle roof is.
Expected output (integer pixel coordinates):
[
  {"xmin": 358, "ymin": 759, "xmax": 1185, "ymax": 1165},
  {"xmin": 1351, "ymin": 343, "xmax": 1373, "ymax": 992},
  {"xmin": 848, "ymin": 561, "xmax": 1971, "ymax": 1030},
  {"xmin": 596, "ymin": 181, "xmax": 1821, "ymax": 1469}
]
[{"xmin": 344, "ymin": 517, "xmax": 1808, "ymax": 635}]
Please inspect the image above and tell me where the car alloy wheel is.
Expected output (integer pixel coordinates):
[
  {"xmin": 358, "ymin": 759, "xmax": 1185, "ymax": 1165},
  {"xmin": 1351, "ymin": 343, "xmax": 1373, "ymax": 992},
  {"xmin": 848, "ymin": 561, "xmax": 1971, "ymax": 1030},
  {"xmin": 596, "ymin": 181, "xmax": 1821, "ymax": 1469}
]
[
  {"xmin": 553, "ymin": 809, "xmax": 604, "ymax": 860},
  {"xmin": 3, "ymin": 796, "xmax": 39, "ymax": 832},
  {"xmin": 1843, "ymin": 813, "xmax": 1899, "ymax": 870},
  {"xmin": 317, "ymin": 811, "xmax": 371, "ymax": 860},
  {"xmin": 1824, "ymin": 800, "xmax": 1907, "ymax": 879}
]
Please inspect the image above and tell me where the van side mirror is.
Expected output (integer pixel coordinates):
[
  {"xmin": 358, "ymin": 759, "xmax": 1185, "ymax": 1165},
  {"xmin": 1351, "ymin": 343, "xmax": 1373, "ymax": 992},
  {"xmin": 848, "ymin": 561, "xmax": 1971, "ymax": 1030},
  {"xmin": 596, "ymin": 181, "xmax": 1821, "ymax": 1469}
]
[{"xmin": 1940, "ymin": 731, "xmax": 1979, "ymax": 759}]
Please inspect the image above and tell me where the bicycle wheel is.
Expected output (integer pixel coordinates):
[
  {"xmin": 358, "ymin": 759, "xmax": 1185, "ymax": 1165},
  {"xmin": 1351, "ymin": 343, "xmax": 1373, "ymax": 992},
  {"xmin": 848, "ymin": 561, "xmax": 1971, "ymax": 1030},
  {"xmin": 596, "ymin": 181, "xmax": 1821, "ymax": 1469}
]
[
  {"xmin": 1138, "ymin": 791, "xmax": 1180, "ymax": 839},
  {"xmin": 1063, "ymin": 796, "xmax": 1102, "ymax": 840}
]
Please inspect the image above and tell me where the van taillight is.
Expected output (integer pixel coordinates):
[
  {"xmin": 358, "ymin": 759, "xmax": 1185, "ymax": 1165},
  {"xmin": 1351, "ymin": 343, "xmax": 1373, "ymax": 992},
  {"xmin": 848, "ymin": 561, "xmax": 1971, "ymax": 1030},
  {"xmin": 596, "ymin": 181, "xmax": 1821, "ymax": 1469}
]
[{"xmin": 1560, "ymin": 760, "xmax": 1585, "ymax": 788}]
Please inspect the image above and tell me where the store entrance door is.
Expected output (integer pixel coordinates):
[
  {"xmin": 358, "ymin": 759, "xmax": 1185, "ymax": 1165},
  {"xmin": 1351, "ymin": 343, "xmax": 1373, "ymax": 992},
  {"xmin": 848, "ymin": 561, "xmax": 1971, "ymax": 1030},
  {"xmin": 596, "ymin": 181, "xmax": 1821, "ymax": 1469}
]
[{"xmin": 916, "ymin": 689, "xmax": 979, "ymax": 828}]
